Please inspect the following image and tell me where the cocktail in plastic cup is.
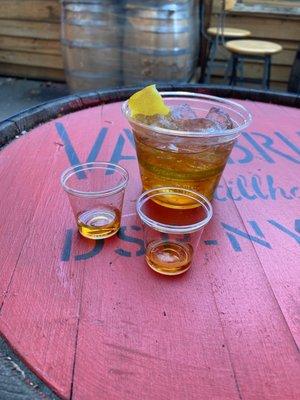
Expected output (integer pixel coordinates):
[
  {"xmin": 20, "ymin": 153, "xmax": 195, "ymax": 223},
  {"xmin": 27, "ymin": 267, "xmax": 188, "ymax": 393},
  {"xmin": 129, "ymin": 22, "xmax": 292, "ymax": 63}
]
[{"xmin": 123, "ymin": 91, "xmax": 251, "ymax": 207}]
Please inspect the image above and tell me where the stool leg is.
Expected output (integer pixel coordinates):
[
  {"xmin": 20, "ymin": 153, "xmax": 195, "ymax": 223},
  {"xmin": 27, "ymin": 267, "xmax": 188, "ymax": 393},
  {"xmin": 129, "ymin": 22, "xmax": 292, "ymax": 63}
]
[
  {"xmin": 230, "ymin": 54, "xmax": 238, "ymax": 86},
  {"xmin": 205, "ymin": 38, "xmax": 217, "ymax": 83},
  {"xmin": 262, "ymin": 55, "xmax": 271, "ymax": 90},
  {"xmin": 224, "ymin": 55, "xmax": 232, "ymax": 83},
  {"xmin": 238, "ymin": 56, "xmax": 244, "ymax": 87}
]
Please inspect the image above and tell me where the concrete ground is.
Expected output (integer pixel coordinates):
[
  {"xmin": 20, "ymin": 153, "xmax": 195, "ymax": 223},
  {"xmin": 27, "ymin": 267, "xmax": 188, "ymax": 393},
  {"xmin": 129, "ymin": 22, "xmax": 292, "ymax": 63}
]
[{"xmin": 0, "ymin": 77, "xmax": 69, "ymax": 122}]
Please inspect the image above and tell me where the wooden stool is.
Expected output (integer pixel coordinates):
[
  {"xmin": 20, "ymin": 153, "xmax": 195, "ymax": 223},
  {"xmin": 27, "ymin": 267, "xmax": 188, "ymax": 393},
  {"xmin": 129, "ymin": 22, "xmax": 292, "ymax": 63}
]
[
  {"xmin": 225, "ymin": 40, "xmax": 282, "ymax": 89},
  {"xmin": 204, "ymin": 27, "xmax": 251, "ymax": 83}
]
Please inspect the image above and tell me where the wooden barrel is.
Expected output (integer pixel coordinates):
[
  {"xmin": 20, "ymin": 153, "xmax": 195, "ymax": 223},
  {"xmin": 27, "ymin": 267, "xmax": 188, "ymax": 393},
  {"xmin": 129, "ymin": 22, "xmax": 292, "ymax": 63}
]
[
  {"xmin": 0, "ymin": 85, "xmax": 299, "ymax": 400},
  {"xmin": 122, "ymin": 0, "xmax": 199, "ymax": 86},
  {"xmin": 61, "ymin": 0, "xmax": 123, "ymax": 92}
]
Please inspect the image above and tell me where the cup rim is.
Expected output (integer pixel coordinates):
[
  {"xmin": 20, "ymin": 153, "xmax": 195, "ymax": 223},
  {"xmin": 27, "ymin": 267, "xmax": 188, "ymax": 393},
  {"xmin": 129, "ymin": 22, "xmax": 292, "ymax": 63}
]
[
  {"xmin": 122, "ymin": 91, "xmax": 252, "ymax": 138},
  {"xmin": 60, "ymin": 162, "xmax": 129, "ymax": 198},
  {"xmin": 136, "ymin": 187, "xmax": 213, "ymax": 234}
]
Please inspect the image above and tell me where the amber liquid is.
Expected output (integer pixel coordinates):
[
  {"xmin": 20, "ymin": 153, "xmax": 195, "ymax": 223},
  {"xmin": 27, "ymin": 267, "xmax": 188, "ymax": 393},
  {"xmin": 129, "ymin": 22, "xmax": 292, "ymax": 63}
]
[
  {"xmin": 77, "ymin": 207, "xmax": 120, "ymax": 239},
  {"xmin": 146, "ymin": 240, "xmax": 193, "ymax": 275},
  {"xmin": 133, "ymin": 130, "xmax": 234, "ymax": 207}
]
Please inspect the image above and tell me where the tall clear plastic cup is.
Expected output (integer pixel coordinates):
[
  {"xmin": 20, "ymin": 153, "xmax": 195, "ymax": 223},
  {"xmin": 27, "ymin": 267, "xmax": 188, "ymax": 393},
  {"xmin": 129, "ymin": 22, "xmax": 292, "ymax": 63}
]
[{"xmin": 123, "ymin": 92, "xmax": 251, "ymax": 207}]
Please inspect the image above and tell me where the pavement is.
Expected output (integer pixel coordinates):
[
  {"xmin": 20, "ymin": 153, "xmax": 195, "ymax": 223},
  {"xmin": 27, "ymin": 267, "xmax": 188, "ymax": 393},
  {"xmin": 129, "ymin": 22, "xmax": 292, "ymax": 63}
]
[
  {"xmin": 0, "ymin": 337, "xmax": 59, "ymax": 400},
  {"xmin": 0, "ymin": 77, "xmax": 69, "ymax": 122}
]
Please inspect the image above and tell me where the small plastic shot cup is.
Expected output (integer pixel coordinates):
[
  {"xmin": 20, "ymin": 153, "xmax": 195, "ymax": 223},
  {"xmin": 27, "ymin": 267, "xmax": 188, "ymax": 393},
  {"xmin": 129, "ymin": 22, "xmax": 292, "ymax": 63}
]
[
  {"xmin": 136, "ymin": 187, "xmax": 213, "ymax": 276},
  {"xmin": 61, "ymin": 162, "xmax": 129, "ymax": 240}
]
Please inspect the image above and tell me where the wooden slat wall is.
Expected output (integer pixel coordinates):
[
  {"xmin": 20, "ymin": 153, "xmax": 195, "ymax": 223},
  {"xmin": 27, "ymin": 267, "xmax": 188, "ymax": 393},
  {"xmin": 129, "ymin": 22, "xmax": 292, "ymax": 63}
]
[
  {"xmin": 0, "ymin": 0, "xmax": 63, "ymax": 82},
  {"xmin": 210, "ymin": 3, "xmax": 300, "ymax": 90},
  {"xmin": 0, "ymin": 0, "xmax": 298, "ymax": 91}
]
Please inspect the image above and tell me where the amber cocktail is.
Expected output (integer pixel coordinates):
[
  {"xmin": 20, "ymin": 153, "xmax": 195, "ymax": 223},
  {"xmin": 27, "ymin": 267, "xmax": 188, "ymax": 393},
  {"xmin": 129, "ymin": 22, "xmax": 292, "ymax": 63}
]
[{"xmin": 123, "ymin": 92, "xmax": 251, "ymax": 207}]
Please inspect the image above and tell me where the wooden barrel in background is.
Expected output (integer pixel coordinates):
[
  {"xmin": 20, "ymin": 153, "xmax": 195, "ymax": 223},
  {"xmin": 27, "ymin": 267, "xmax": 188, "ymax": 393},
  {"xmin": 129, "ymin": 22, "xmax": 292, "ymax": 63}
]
[
  {"xmin": 122, "ymin": 0, "xmax": 199, "ymax": 86},
  {"xmin": 61, "ymin": 0, "xmax": 123, "ymax": 92}
]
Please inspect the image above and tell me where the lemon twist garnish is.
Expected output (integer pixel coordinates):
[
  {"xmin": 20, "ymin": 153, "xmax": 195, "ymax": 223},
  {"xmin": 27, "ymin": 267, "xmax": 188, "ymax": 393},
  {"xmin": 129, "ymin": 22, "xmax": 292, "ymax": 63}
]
[{"xmin": 128, "ymin": 84, "xmax": 170, "ymax": 117}]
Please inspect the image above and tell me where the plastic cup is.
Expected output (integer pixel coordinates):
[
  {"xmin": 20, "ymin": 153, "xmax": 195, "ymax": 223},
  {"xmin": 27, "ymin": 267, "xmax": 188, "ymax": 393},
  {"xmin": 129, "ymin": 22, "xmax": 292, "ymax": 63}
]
[
  {"xmin": 136, "ymin": 187, "xmax": 212, "ymax": 275},
  {"xmin": 61, "ymin": 162, "xmax": 128, "ymax": 240},
  {"xmin": 122, "ymin": 91, "xmax": 252, "ymax": 206}
]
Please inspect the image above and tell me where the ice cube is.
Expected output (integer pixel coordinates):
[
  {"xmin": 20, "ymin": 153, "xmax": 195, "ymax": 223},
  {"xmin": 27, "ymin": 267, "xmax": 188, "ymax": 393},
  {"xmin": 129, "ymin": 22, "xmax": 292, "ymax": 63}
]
[
  {"xmin": 173, "ymin": 118, "xmax": 220, "ymax": 132},
  {"xmin": 133, "ymin": 114, "xmax": 160, "ymax": 125},
  {"xmin": 167, "ymin": 143, "xmax": 179, "ymax": 152},
  {"xmin": 170, "ymin": 104, "xmax": 222, "ymax": 132},
  {"xmin": 154, "ymin": 115, "xmax": 179, "ymax": 130},
  {"xmin": 156, "ymin": 115, "xmax": 221, "ymax": 133},
  {"xmin": 206, "ymin": 107, "xmax": 234, "ymax": 129},
  {"xmin": 133, "ymin": 104, "xmax": 232, "ymax": 134},
  {"xmin": 171, "ymin": 104, "xmax": 197, "ymax": 120}
]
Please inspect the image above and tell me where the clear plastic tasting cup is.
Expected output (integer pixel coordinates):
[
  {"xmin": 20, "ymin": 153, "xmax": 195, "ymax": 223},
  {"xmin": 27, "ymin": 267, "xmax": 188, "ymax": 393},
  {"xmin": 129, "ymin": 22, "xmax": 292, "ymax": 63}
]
[
  {"xmin": 136, "ymin": 187, "xmax": 213, "ymax": 276},
  {"xmin": 61, "ymin": 162, "xmax": 129, "ymax": 240},
  {"xmin": 122, "ymin": 91, "xmax": 252, "ymax": 204}
]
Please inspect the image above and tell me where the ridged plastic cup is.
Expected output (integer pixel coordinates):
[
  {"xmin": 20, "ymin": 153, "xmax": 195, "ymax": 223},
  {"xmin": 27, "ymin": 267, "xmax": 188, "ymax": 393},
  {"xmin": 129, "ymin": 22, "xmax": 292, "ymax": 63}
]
[
  {"xmin": 136, "ymin": 187, "xmax": 213, "ymax": 275},
  {"xmin": 123, "ymin": 91, "xmax": 252, "ymax": 204}
]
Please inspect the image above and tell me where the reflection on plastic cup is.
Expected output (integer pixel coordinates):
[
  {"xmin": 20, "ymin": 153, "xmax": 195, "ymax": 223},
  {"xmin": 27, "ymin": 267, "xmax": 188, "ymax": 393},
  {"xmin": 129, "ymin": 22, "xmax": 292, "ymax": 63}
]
[
  {"xmin": 136, "ymin": 187, "xmax": 213, "ymax": 275},
  {"xmin": 61, "ymin": 162, "xmax": 128, "ymax": 240}
]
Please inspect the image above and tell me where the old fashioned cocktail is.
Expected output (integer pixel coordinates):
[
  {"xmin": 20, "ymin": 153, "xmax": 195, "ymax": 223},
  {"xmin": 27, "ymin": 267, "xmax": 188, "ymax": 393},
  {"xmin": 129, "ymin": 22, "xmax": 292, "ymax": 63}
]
[{"xmin": 123, "ymin": 88, "xmax": 251, "ymax": 207}]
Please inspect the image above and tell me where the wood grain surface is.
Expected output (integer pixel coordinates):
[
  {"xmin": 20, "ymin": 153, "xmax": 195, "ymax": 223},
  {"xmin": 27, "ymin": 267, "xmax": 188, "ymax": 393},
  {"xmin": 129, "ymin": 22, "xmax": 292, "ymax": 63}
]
[{"xmin": 0, "ymin": 90, "xmax": 299, "ymax": 399}]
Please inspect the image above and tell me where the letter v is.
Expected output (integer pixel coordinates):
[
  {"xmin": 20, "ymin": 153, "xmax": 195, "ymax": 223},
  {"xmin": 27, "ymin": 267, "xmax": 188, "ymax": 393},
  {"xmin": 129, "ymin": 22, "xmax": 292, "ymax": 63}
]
[{"xmin": 55, "ymin": 122, "xmax": 108, "ymax": 179}]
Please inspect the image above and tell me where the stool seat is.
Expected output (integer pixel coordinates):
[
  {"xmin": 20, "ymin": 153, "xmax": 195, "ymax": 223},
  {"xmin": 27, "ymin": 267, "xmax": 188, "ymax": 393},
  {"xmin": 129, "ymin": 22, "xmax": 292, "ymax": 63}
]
[
  {"xmin": 225, "ymin": 40, "xmax": 282, "ymax": 56},
  {"xmin": 226, "ymin": 40, "xmax": 283, "ymax": 89},
  {"xmin": 207, "ymin": 27, "xmax": 251, "ymax": 38}
]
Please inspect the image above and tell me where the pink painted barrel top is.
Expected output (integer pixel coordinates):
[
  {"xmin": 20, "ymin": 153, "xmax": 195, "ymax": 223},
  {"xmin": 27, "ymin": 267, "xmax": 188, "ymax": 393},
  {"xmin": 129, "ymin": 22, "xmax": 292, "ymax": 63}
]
[{"xmin": 0, "ymin": 95, "xmax": 299, "ymax": 400}]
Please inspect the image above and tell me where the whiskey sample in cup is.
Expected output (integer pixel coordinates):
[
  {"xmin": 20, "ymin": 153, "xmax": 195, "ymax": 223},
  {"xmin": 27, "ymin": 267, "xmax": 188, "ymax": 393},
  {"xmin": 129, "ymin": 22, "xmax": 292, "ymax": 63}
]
[
  {"xmin": 136, "ymin": 187, "xmax": 212, "ymax": 275},
  {"xmin": 61, "ymin": 162, "xmax": 128, "ymax": 240}
]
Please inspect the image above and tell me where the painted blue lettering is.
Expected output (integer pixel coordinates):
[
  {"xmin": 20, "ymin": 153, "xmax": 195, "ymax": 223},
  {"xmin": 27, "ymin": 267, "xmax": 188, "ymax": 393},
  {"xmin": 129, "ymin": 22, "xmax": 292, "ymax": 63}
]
[
  {"xmin": 115, "ymin": 248, "xmax": 131, "ymax": 257},
  {"xmin": 115, "ymin": 226, "xmax": 145, "ymax": 257},
  {"xmin": 227, "ymin": 156, "xmax": 234, "ymax": 164},
  {"xmin": 178, "ymin": 234, "xmax": 191, "ymax": 243},
  {"xmin": 268, "ymin": 220, "xmax": 300, "ymax": 245},
  {"xmin": 266, "ymin": 175, "xmax": 293, "ymax": 200},
  {"xmin": 61, "ymin": 229, "xmax": 73, "ymax": 262},
  {"xmin": 242, "ymin": 132, "xmax": 275, "ymax": 163},
  {"xmin": 236, "ymin": 175, "xmax": 257, "ymax": 200},
  {"xmin": 251, "ymin": 175, "xmax": 269, "ymax": 200},
  {"xmin": 226, "ymin": 182, "xmax": 242, "ymax": 201},
  {"xmin": 225, "ymin": 233, "xmax": 242, "ymax": 251},
  {"xmin": 290, "ymin": 187, "xmax": 300, "ymax": 198},
  {"xmin": 215, "ymin": 174, "xmax": 298, "ymax": 202},
  {"xmin": 204, "ymin": 240, "xmax": 218, "ymax": 246},
  {"xmin": 222, "ymin": 222, "xmax": 271, "ymax": 251},
  {"xmin": 244, "ymin": 131, "xmax": 300, "ymax": 164},
  {"xmin": 214, "ymin": 184, "xmax": 227, "ymax": 201},
  {"xmin": 123, "ymin": 128, "xmax": 135, "ymax": 148},
  {"xmin": 248, "ymin": 221, "xmax": 265, "ymax": 238},
  {"xmin": 55, "ymin": 122, "xmax": 108, "ymax": 179},
  {"xmin": 275, "ymin": 131, "xmax": 300, "ymax": 156},
  {"xmin": 75, "ymin": 240, "xmax": 104, "ymax": 261},
  {"xmin": 233, "ymin": 142, "xmax": 254, "ymax": 164},
  {"xmin": 108, "ymin": 134, "xmax": 136, "ymax": 174}
]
